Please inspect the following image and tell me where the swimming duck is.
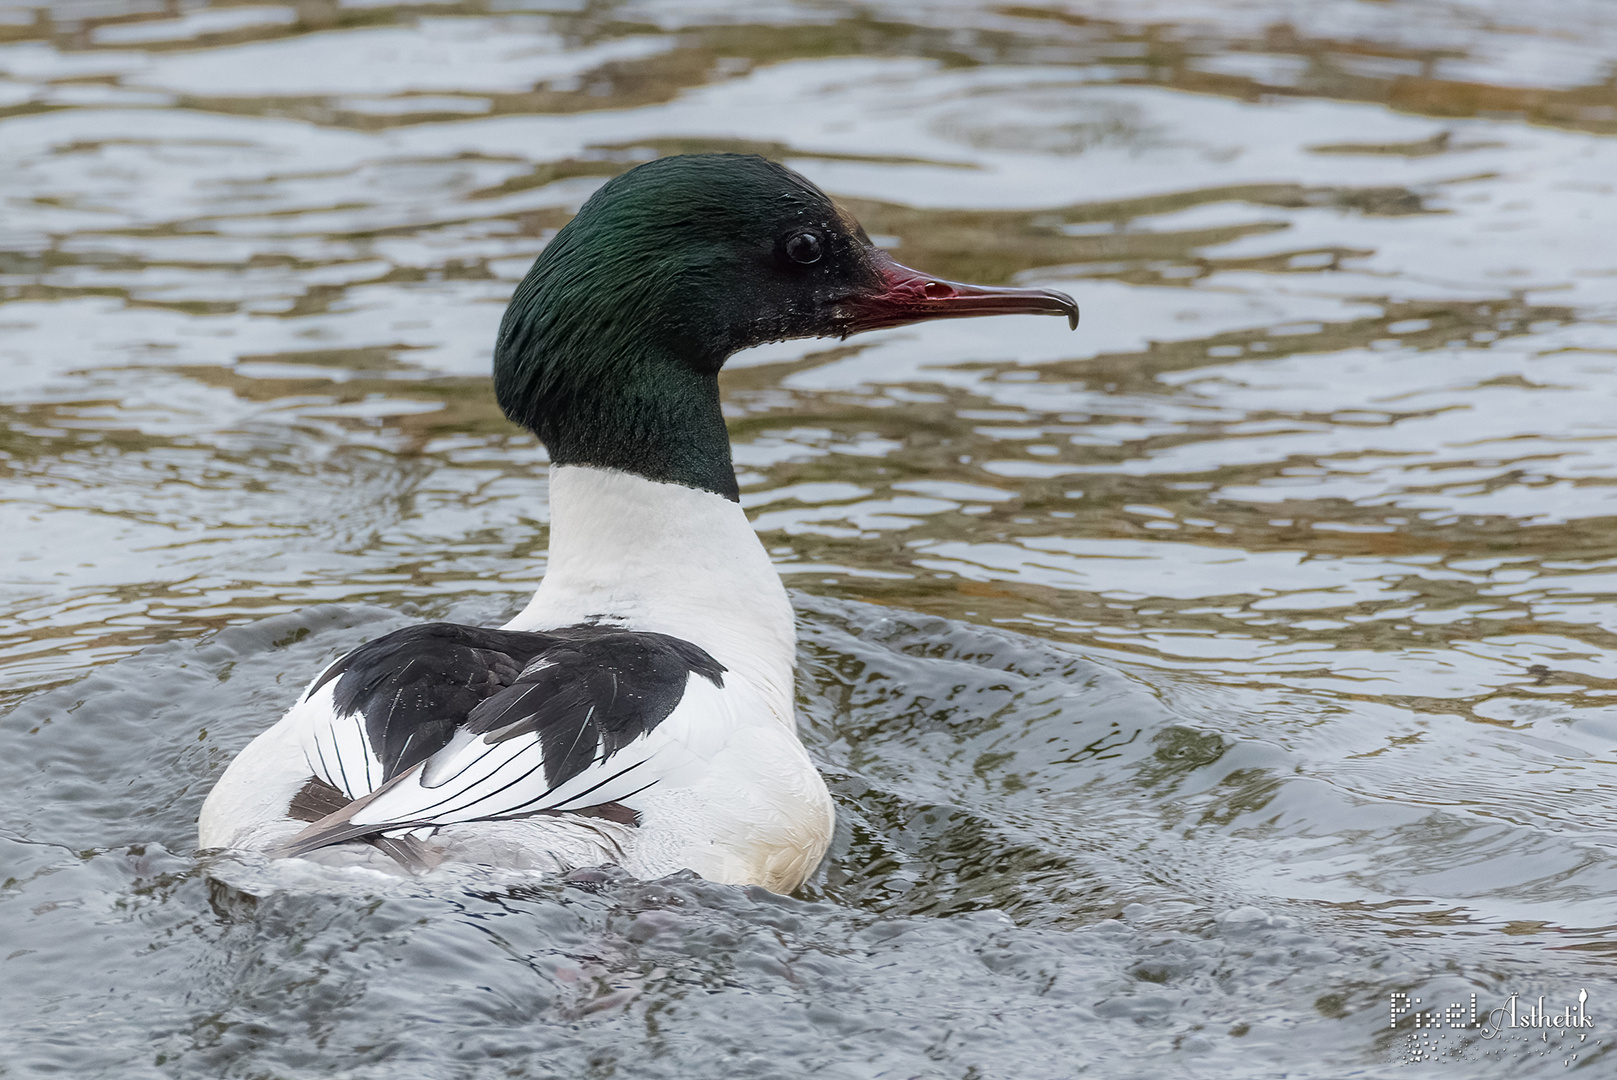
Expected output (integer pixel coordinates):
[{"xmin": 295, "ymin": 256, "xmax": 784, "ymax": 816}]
[{"xmin": 198, "ymin": 153, "xmax": 1078, "ymax": 894}]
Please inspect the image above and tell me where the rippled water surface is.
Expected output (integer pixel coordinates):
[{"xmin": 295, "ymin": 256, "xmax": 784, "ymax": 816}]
[{"xmin": 5, "ymin": 1, "xmax": 1617, "ymax": 1075}]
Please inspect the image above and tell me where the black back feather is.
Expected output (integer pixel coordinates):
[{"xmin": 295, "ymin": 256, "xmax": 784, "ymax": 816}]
[
  {"xmin": 465, "ymin": 629, "xmax": 727, "ymax": 788},
  {"xmin": 309, "ymin": 621, "xmax": 725, "ymax": 789}
]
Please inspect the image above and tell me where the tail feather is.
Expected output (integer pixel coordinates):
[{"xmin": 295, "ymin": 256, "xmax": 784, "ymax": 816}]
[
  {"xmin": 367, "ymin": 833, "xmax": 438, "ymax": 874},
  {"xmin": 273, "ymin": 766, "xmax": 428, "ymax": 860},
  {"xmin": 273, "ymin": 762, "xmax": 644, "ymax": 869}
]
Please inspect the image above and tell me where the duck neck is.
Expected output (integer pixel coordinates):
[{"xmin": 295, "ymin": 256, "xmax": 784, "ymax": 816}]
[
  {"xmin": 495, "ymin": 296, "xmax": 742, "ymax": 502},
  {"xmin": 506, "ymin": 466, "xmax": 796, "ymax": 699},
  {"xmin": 540, "ymin": 366, "xmax": 739, "ymax": 501}
]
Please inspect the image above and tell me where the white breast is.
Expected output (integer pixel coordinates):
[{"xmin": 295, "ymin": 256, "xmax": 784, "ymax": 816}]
[
  {"xmin": 505, "ymin": 465, "xmax": 831, "ymax": 891},
  {"xmin": 508, "ymin": 465, "xmax": 799, "ymax": 711}
]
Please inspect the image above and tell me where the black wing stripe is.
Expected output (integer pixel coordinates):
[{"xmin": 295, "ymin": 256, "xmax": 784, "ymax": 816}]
[
  {"xmin": 407, "ymin": 722, "xmax": 640, "ymax": 823},
  {"xmin": 502, "ymin": 756, "xmax": 650, "ymax": 818},
  {"xmin": 309, "ymin": 729, "xmax": 337, "ymax": 793},
  {"xmin": 563, "ymin": 776, "xmax": 659, "ymax": 813},
  {"xmin": 319, "ymin": 723, "xmax": 352, "ymax": 799},
  {"xmin": 284, "ymin": 621, "xmax": 726, "ymax": 857},
  {"xmin": 384, "ymin": 738, "xmax": 551, "ymax": 822},
  {"xmin": 326, "ymin": 721, "xmax": 348, "ymax": 795}
]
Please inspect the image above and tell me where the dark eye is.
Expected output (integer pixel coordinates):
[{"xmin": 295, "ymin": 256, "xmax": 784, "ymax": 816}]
[{"xmin": 784, "ymin": 231, "xmax": 823, "ymax": 265}]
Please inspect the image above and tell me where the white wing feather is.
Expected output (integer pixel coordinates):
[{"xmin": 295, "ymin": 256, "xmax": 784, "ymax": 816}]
[
  {"xmin": 299, "ymin": 681, "xmax": 380, "ymax": 799},
  {"xmin": 334, "ymin": 672, "xmax": 732, "ymax": 830}
]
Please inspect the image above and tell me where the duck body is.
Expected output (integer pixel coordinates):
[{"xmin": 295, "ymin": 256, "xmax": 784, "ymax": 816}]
[
  {"xmin": 200, "ymin": 466, "xmax": 830, "ymax": 893},
  {"xmin": 198, "ymin": 153, "xmax": 1075, "ymax": 893}
]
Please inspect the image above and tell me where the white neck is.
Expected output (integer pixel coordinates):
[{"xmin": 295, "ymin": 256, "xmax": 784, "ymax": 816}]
[{"xmin": 504, "ymin": 465, "xmax": 796, "ymax": 700}]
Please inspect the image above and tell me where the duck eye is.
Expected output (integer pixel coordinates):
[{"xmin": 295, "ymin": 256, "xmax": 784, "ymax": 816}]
[{"xmin": 784, "ymin": 231, "xmax": 823, "ymax": 265}]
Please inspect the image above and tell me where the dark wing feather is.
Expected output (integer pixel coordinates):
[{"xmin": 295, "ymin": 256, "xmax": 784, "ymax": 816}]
[
  {"xmin": 279, "ymin": 622, "xmax": 726, "ymax": 861},
  {"xmin": 464, "ymin": 630, "xmax": 726, "ymax": 789},
  {"xmin": 311, "ymin": 623, "xmax": 554, "ymax": 782}
]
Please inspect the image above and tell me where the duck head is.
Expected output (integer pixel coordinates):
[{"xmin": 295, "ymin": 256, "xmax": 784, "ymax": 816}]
[{"xmin": 495, "ymin": 153, "xmax": 1078, "ymax": 500}]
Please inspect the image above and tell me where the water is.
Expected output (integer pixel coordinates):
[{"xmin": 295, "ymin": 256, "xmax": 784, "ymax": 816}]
[{"xmin": 4, "ymin": 1, "xmax": 1617, "ymax": 1075}]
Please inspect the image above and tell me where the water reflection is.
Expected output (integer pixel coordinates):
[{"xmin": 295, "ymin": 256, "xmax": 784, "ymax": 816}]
[{"xmin": 4, "ymin": 0, "xmax": 1617, "ymax": 1076}]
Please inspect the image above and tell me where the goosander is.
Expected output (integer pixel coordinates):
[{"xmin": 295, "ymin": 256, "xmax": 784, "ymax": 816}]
[{"xmin": 198, "ymin": 153, "xmax": 1078, "ymax": 894}]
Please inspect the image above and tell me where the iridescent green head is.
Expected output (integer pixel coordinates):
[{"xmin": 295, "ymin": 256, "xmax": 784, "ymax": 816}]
[{"xmin": 494, "ymin": 153, "xmax": 1076, "ymax": 500}]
